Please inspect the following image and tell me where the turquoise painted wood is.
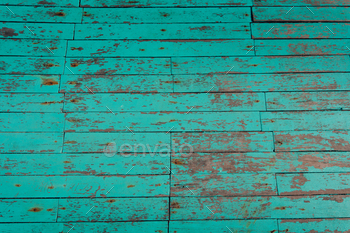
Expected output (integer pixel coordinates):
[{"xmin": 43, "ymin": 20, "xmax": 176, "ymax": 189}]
[
  {"xmin": 60, "ymin": 74, "xmax": 173, "ymax": 93},
  {"xmin": 261, "ymin": 111, "xmax": 350, "ymax": 131},
  {"xmin": 171, "ymin": 173, "xmax": 277, "ymax": 196},
  {"xmin": 0, "ymin": 57, "xmax": 64, "ymax": 74},
  {"xmin": 0, "ymin": 175, "xmax": 169, "ymax": 197},
  {"xmin": 0, "ymin": 153, "xmax": 170, "ymax": 175},
  {"xmin": 266, "ymin": 91, "xmax": 350, "ymax": 111},
  {"xmin": 253, "ymin": 0, "xmax": 350, "ymax": 6},
  {"xmin": 274, "ymin": 131, "xmax": 350, "ymax": 152},
  {"xmin": 252, "ymin": 23, "xmax": 350, "ymax": 39},
  {"xmin": 0, "ymin": 75, "xmax": 60, "ymax": 92},
  {"xmin": 58, "ymin": 197, "xmax": 169, "ymax": 221},
  {"xmin": 82, "ymin": 7, "xmax": 251, "ymax": 23},
  {"xmin": 277, "ymin": 173, "xmax": 350, "ymax": 195},
  {"xmin": 0, "ymin": 0, "xmax": 79, "ymax": 6},
  {"xmin": 67, "ymin": 40, "xmax": 254, "ymax": 57},
  {"xmin": 0, "ymin": 133, "xmax": 63, "ymax": 153},
  {"xmin": 0, "ymin": 94, "xmax": 63, "ymax": 112},
  {"xmin": 63, "ymin": 133, "xmax": 170, "ymax": 153},
  {"xmin": 75, "ymin": 23, "xmax": 251, "ymax": 40},
  {"xmin": 0, "ymin": 23, "xmax": 74, "ymax": 39},
  {"xmin": 174, "ymin": 73, "xmax": 350, "ymax": 92},
  {"xmin": 279, "ymin": 219, "xmax": 350, "ymax": 233},
  {"xmin": 64, "ymin": 58, "xmax": 170, "ymax": 75},
  {"xmin": 64, "ymin": 93, "xmax": 265, "ymax": 112},
  {"xmin": 0, "ymin": 6, "xmax": 82, "ymax": 23},
  {"xmin": 172, "ymin": 132, "xmax": 274, "ymax": 152},
  {"xmin": 253, "ymin": 7, "xmax": 350, "ymax": 21},
  {"xmin": 0, "ymin": 199, "xmax": 58, "ymax": 222},
  {"xmin": 256, "ymin": 39, "xmax": 350, "ymax": 55},
  {"xmin": 172, "ymin": 56, "xmax": 350, "ymax": 74}
]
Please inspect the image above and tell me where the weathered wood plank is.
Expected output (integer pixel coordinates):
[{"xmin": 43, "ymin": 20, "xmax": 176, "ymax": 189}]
[
  {"xmin": 67, "ymin": 40, "xmax": 254, "ymax": 57},
  {"xmin": 171, "ymin": 173, "xmax": 277, "ymax": 196},
  {"xmin": 256, "ymin": 39, "xmax": 350, "ymax": 56},
  {"xmin": 0, "ymin": 113, "xmax": 64, "ymax": 132},
  {"xmin": 172, "ymin": 56, "xmax": 350, "ymax": 74},
  {"xmin": 252, "ymin": 23, "xmax": 350, "ymax": 39},
  {"xmin": 58, "ymin": 198, "xmax": 169, "ymax": 221},
  {"xmin": 0, "ymin": 57, "xmax": 65, "ymax": 74},
  {"xmin": 277, "ymin": 173, "xmax": 350, "ymax": 195},
  {"xmin": 0, "ymin": 175, "xmax": 169, "ymax": 198},
  {"xmin": 253, "ymin": 0, "xmax": 350, "ymax": 6},
  {"xmin": 64, "ymin": 93, "xmax": 265, "ymax": 112},
  {"xmin": 75, "ymin": 23, "xmax": 251, "ymax": 40},
  {"xmin": 174, "ymin": 73, "xmax": 350, "ymax": 92},
  {"xmin": 0, "ymin": 39, "xmax": 67, "ymax": 56},
  {"xmin": 0, "ymin": 23, "xmax": 74, "ymax": 39},
  {"xmin": 274, "ymin": 131, "xmax": 350, "ymax": 152},
  {"xmin": 170, "ymin": 195, "xmax": 350, "ymax": 220},
  {"xmin": 171, "ymin": 152, "xmax": 350, "ymax": 174},
  {"xmin": 0, "ymin": 6, "xmax": 82, "ymax": 23},
  {"xmin": 172, "ymin": 132, "xmax": 274, "ymax": 152},
  {"xmin": 0, "ymin": 199, "xmax": 58, "ymax": 222},
  {"xmin": 0, "ymin": 75, "xmax": 60, "ymax": 93},
  {"xmin": 65, "ymin": 112, "xmax": 261, "ymax": 132},
  {"xmin": 279, "ymin": 219, "xmax": 350, "ymax": 233},
  {"xmin": 0, "ymin": 94, "xmax": 63, "ymax": 112},
  {"xmin": 64, "ymin": 58, "xmax": 171, "ymax": 75},
  {"xmin": 262, "ymin": 111, "xmax": 350, "ymax": 131},
  {"xmin": 253, "ymin": 7, "xmax": 350, "ymax": 21},
  {"xmin": 60, "ymin": 74, "xmax": 172, "ymax": 93},
  {"xmin": 169, "ymin": 220, "xmax": 278, "ymax": 233},
  {"xmin": 82, "ymin": 7, "xmax": 251, "ymax": 23},
  {"xmin": 63, "ymin": 133, "xmax": 170, "ymax": 153},
  {"xmin": 266, "ymin": 91, "xmax": 350, "ymax": 111},
  {"xmin": 0, "ymin": 133, "xmax": 63, "ymax": 153},
  {"xmin": 0, "ymin": 0, "xmax": 79, "ymax": 7}
]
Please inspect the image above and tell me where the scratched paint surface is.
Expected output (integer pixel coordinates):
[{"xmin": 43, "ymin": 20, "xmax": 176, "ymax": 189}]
[{"xmin": 1, "ymin": 1, "xmax": 350, "ymax": 233}]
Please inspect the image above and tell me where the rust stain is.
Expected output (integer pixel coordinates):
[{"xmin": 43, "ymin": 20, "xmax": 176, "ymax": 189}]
[
  {"xmin": 170, "ymin": 201, "xmax": 180, "ymax": 208},
  {"xmin": 0, "ymin": 27, "xmax": 18, "ymax": 37},
  {"xmin": 46, "ymin": 208, "xmax": 53, "ymax": 211},
  {"xmin": 15, "ymin": 184, "xmax": 21, "ymax": 187},
  {"xmin": 127, "ymin": 185, "xmax": 135, "ymax": 188},
  {"xmin": 71, "ymin": 47, "xmax": 84, "ymax": 51},
  {"xmin": 53, "ymin": 12, "xmax": 66, "ymax": 17},
  {"xmin": 172, "ymin": 159, "xmax": 185, "ymax": 165},
  {"xmin": 42, "ymin": 78, "xmax": 58, "ymax": 86},
  {"xmin": 106, "ymin": 199, "xmax": 116, "ymax": 203},
  {"xmin": 28, "ymin": 207, "xmax": 43, "ymax": 212},
  {"xmin": 70, "ymin": 63, "xmax": 79, "ymax": 67}
]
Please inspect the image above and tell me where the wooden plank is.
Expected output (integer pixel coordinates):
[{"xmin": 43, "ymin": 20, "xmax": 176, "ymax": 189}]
[
  {"xmin": 0, "ymin": 6, "xmax": 82, "ymax": 23},
  {"xmin": 67, "ymin": 40, "xmax": 254, "ymax": 57},
  {"xmin": 64, "ymin": 58, "xmax": 171, "ymax": 75},
  {"xmin": 60, "ymin": 74, "xmax": 172, "ymax": 93},
  {"xmin": 274, "ymin": 131, "xmax": 350, "ymax": 152},
  {"xmin": 0, "ymin": 175, "xmax": 169, "ymax": 198},
  {"xmin": 253, "ymin": 7, "xmax": 350, "ymax": 22},
  {"xmin": 252, "ymin": 23, "xmax": 350, "ymax": 39},
  {"xmin": 174, "ymin": 73, "xmax": 350, "ymax": 92},
  {"xmin": 172, "ymin": 132, "xmax": 274, "ymax": 153},
  {"xmin": 64, "ymin": 93, "xmax": 265, "ymax": 112},
  {"xmin": 171, "ymin": 173, "xmax": 277, "ymax": 196},
  {"xmin": 169, "ymin": 220, "xmax": 278, "ymax": 233},
  {"xmin": 171, "ymin": 152, "xmax": 350, "ymax": 175},
  {"xmin": 0, "ymin": 94, "xmax": 63, "ymax": 112},
  {"xmin": 170, "ymin": 195, "xmax": 350, "ymax": 220},
  {"xmin": 253, "ymin": 0, "xmax": 350, "ymax": 6},
  {"xmin": 0, "ymin": 153, "xmax": 169, "ymax": 175},
  {"xmin": 0, "ymin": 75, "xmax": 60, "ymax": 93},
  {"xmin": 279, "ymin": 219, "xmax": 350, "ymax": 233},
  {"xmin": 261, "ymin": 111, "xmax": 350, "ymax": 131},
  {"xmin": 0, "ymin": 113, "xmax": 64, "ymax": 132},
  {"xmin": 0, "ymin": 23, "xmax": 74, "ymax": 39},
  {"xmin": 277, "ymin": 173, "xmax": 350, "ymax": 195},
  {"xmin": 0, "ymin": 39, "xmax": 67, "ymax": 56},
  {"xmin": 57, "ymin": 197, "xmax": 169, "ymax": 221},
  {"xmin": 0, "ymin": 199, "xmax": 58, "ymax": 222},
  {"xmin": 63, "ymin": 133, "xmax": 170, "ymax": 153},
  {"xmin": 172, "ymin": 56, "xmax": 350, "ymax": 74},
  {"xmin": 266, "ymin": 91, "xmax": 350, "ymax": 111},
  {"xmin": 64, "ymin": 112, "xmax": 261, "ymax": 132},
  {"xmin": 0, "ymin": 0, "xmax": 79, "ymax": 7},
  {"xmin": 0, "ymin": 133, "xmax": 63, "ymax": 153},
  {"xmin": 75, "ymin": 23, "xmax": 251, "ymax": 40},
  {"xmin": 82, "ymin": 7, "xmax": 251, "ymax": 23},
  {"xmin": 0, "ymin": 57, "xmax": 65, "ymax": 74},
  {"xmin": 256, "ymin": 39, "xmax": 350, "ymax": 56}
]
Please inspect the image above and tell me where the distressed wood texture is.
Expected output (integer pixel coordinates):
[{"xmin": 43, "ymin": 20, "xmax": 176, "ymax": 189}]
[
  {"xmin": 253, "ymin": 0, "xmax": 350, "ymax": 6},
  {"xmin": 0, "ymin": 0, "xmax": 80, "ymax": 6},
  {"xmin": 82, "ymin": 7, "xmax": 251, "ymax": 23},
  {"xmin": 0, "ymin": 57, "xmax": 65, "ymax": 74},
  {"xmin": 0, "ymin": 75, "xmax": 60, "ymax": 92},
  {"xmin": 75, "ymin": 23, "xmax": 251, "ymax": 40},
  {"xmin": 279, "ymin": 219, "xmax": 350, "ymax": 233}
]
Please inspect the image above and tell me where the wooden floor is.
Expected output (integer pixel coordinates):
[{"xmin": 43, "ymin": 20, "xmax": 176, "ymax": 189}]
[{"xmin": 1, "ymin": 0, "xmax": 350, "ymax": 232}]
